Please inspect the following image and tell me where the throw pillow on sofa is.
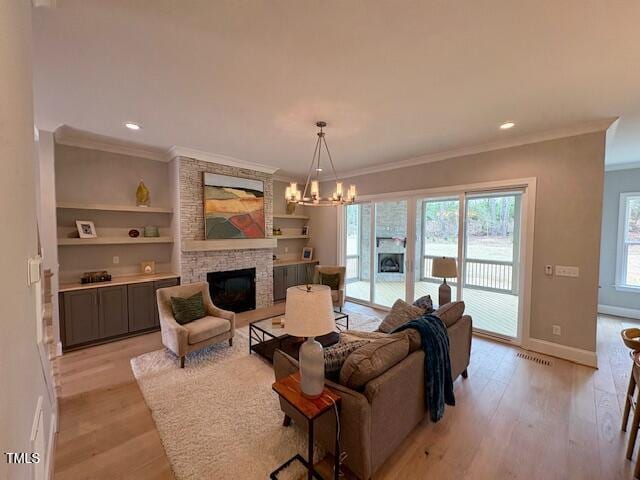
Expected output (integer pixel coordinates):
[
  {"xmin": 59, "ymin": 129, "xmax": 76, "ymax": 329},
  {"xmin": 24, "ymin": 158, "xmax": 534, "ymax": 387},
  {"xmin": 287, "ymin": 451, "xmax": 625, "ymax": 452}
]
[
  {"xmin": 378, "ymin": 299, "xmax": 424, "ymax": 333},
  {"xmin": 433, "ymin": 301, "xmax": 465, "ymax": 327},
  {"xmin": 339, "ymin": 335, "xmax": 410, "ymax": 389},
  {"xmin": 324, "ymin": 339, "xmax": 369, "ymax": 374},
  {"xmin": 170, "ymin": 292, "xmax": 207, "ymax": 325},
  {"xmin": 413, "ymin": 294, "xmax": 434, "ymax": 313}
]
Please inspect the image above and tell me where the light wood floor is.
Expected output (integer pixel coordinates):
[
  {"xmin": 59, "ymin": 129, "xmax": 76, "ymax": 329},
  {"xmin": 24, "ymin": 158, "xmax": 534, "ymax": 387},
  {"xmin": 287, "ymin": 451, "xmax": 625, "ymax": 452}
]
[{"xmin": 54, "ymin": 304, "xmax": 639, "ymax": 479}]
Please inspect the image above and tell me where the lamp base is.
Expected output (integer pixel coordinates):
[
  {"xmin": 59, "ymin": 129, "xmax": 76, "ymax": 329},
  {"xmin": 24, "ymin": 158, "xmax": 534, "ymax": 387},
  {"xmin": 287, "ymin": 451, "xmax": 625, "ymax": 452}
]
[
  {"xmin": 438, "ymin": 281, "xmax": 452, "ymax": 306},
  {"xmin": 299, "ymin": 337, "xmax": 325, "ymax": 399}
]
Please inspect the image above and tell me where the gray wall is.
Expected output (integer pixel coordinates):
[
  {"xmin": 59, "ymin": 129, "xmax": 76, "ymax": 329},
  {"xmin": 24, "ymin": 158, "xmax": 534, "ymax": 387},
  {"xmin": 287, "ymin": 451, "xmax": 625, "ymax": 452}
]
[
  {"xmin": 1, "ymin": 2, "xmax": 55, "ymax": 477},
  {"xmin": 313, "ymin": 132, "xmax": 605, "ymax": 353},
  {"xmin": 598, "ymin": 168, "xmax": 640, "ymax": 310}
]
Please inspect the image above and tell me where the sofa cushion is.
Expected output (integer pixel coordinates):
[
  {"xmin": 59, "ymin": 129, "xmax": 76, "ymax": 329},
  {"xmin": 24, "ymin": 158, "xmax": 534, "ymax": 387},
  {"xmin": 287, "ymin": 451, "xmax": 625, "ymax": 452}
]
[
  {"xmin": 394, "ymin": 329, "xmax": 422, "ymax": 352},
  {"xmin": 378, "ymin": 299, "xmax": 424, "ymax": 333},
  {"xmin": 185, "ymin": 316, "xmax": 231, "ymax": 345},
  {"xmin": 434, "ymin": 301, "xmax": 465, "ymax": 327},
  {"xmin": 340, "ymin": 335, "xmax": 410, "ymax": 389},
  {"xmin": 324, "ymin": 339, "xmax": 369, "ymax": 373},
  {"xmin": 170, "ymin": 292, "xmax": 207, "ymax": 325},
  {"xmin": 319, "ymin": 272, "xmax": 341, "ymax": 290}
]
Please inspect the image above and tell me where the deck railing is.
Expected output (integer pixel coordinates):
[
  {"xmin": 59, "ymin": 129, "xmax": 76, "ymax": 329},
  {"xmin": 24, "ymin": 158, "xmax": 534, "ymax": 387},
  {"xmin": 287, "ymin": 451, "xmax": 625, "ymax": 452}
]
[
  {"xmin": 346, "ymin": 254, "xmax": 516, "ymax": 295},
  {"xmin": 422, "ymin": 255, "xmax": 516, "ymax": 294}
]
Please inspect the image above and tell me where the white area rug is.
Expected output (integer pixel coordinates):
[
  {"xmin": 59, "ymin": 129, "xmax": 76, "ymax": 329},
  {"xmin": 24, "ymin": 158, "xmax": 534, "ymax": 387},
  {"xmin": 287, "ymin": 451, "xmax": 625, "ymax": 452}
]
[{"xmin": 130, "ymin": 312, "xmax": 379, "ymax": 480}]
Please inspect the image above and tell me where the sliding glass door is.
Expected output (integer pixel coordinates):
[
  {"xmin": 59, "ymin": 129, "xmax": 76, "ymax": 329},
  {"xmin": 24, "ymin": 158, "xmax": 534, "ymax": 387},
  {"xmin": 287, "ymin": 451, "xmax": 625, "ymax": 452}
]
[
  {"xmin": 462, "ymin": 193, "xmax": 521, "ymax": 338},
  {"xmin": 342, "ymin": 185, "xmax": 527, "ymax": 343},
  {"xmin": 414, "ymin": 197, "xmax": 460, "ymax": 303}
]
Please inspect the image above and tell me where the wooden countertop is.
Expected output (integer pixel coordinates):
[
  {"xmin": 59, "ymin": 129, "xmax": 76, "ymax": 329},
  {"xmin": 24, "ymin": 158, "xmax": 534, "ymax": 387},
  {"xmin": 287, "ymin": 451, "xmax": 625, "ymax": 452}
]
[
  {"xmin": 59, "ymin": 272, "xmax": 180, "ymax": 292},
  {"xmin": 273, "ymin": 259, "xmax": 319, "ymax": 267}
]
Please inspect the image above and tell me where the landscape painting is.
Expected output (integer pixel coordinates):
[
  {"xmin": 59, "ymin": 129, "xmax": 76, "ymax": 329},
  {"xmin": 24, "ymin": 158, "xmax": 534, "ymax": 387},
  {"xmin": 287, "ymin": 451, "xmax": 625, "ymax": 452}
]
[{"xmin": 203, "ymin": 173, "xmax": 265, "ymax": 239}]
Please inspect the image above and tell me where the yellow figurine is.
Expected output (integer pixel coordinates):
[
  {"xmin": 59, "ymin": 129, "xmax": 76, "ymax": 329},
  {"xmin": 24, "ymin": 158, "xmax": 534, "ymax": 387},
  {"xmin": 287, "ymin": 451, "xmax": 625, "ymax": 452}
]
[{"xmin": 136, "ymin": 180, "xmax": 150, "ymax": 206}]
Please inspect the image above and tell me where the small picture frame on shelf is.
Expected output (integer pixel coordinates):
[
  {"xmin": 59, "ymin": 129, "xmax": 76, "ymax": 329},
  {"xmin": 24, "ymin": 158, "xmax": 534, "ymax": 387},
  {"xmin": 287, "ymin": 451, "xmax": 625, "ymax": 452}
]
[
  {"xmin": 301, "ymin": 225, "xmax": 310, "ymax": 236},
  {"xmin": 302, "ymin": 247, "xmax": 313, "ymax": 260},
  {"xmin": 140, "ymin": 260, "xmax": 156, "ymax": 275},
  {"xmin": 76, "ymin": 220, "xmax": 97, "ymax": 239}
]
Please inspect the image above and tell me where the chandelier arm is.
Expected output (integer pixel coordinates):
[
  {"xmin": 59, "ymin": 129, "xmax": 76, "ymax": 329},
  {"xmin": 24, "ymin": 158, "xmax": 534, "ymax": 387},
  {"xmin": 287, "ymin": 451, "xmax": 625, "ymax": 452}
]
[
  {"xmin": 301, "ymin": 135, "xmax": 321, "ymax": 200},
  {"xmin": 322, "ymin": 135, "xmax": 340, "ymax": 183}
]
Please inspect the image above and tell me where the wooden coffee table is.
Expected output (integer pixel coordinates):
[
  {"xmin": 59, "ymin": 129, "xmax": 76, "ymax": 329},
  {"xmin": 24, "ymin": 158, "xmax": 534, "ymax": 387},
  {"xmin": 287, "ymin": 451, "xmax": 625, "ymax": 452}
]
[{"xmin": 249, "ymin": 311, "xmax": 348, "ymax": 362}]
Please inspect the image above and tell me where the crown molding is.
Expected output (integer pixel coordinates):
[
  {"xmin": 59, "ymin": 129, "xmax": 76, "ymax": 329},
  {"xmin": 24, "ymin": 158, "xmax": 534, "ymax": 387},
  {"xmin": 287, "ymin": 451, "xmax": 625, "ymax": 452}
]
[
  {"xmin": 167, "ymin": 146, "xmax": 280, "ymax": 174},
  {"xmin": 54, "ymin": 126, "xmax": 167, "ymax": 161},
  {"xmin": 333, "ymin": 118, "xmax": 617, "ymax": 180},
  {"xmin": 606, "ymin": 160, "xmax": 640, "ymax": 172}
]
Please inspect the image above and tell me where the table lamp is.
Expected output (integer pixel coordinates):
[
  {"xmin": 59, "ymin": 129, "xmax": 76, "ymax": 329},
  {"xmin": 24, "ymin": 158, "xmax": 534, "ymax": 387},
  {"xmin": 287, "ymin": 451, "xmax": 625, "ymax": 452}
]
[
  {"xmin": 284, "ymin": 284, "xmax": 335, "ymax": 398},
  {"xmin": 431, "ymin": 257, "xmax": 458, "ymax": 306}
]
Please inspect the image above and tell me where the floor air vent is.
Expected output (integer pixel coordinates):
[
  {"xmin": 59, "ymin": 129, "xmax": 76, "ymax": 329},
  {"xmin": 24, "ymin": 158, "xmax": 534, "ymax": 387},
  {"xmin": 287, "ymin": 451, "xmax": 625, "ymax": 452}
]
[{"xmin": 517, "ymin": 352, "xmax": 551, "ymax": 366}]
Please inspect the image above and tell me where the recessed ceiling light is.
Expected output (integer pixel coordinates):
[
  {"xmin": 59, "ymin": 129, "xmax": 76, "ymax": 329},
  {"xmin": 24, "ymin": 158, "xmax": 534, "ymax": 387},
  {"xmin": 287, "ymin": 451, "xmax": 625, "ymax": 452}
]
[
  {"xmin": 316, "ymin": 168, "xmax": 323, "ymax": 172},
  {"xmin": 500, "ymin": 122, "xmax": 515, "ymax": 130},
  {"xmin": 124, "ymin": 122, "xmax": 141, "ymax": 130}
]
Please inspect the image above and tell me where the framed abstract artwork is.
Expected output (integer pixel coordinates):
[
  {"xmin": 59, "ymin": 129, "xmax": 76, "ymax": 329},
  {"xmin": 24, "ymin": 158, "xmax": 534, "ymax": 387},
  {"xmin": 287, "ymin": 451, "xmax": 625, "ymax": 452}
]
[{"xmin": 203, "ymin": 173, "xmax": 265, "ymax": 239}]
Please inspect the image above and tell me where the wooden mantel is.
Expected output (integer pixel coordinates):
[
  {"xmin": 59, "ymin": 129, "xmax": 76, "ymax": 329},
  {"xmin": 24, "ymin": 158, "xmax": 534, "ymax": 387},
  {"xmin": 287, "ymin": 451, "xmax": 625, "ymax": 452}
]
[{"xmin": 182, "ymin": 238, "xmax": 277, "ymax": 252}]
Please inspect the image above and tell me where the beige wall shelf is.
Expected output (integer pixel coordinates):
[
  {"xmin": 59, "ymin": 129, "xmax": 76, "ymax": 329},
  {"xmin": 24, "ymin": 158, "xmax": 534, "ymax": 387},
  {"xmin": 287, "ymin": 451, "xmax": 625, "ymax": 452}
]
[
  {"xmin": 275, "ymin": 235, "xmax": 310, "ymax": 240},
  {"xmin": 57, "ymin": 202, "xmax": 173, "ymax": 214},
  {"xmin": 58, "ymin": 236, "xmax": 174, "ymax": 246},
  {"xmin": 273, "ymin": 214, "xmax": 309, "ymax": 220}
]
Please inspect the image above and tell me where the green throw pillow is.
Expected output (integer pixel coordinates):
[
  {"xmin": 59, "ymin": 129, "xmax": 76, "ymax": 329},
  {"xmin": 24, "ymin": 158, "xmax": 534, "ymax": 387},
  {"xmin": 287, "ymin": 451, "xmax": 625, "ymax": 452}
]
[
  {"xmin": 320, "ymin": 272, "xmax": 340, "ymax": 290},
  {"xmin": 170, "ymin": 292, "xmax": 207, "ymax": 325}
]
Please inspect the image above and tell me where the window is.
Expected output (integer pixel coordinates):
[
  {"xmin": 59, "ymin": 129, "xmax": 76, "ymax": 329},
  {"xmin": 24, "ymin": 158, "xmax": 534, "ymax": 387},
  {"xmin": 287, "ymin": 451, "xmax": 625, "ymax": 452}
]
[{"xmin": 617, "ymin": 193, "xmax": 640, "ymax": 289}]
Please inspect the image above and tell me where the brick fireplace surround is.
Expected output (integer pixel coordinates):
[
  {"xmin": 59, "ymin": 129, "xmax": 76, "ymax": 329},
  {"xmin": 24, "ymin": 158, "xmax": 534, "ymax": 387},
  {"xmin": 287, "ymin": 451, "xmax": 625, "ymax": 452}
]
[{"xmin": 177, "ymin": 156, "xmax": 274, "ymax": 309}]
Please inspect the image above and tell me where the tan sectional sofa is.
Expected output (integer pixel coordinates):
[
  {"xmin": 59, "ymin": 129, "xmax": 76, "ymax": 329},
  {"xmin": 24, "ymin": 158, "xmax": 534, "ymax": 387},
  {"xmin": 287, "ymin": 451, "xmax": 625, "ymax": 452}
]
[{"xmin": 273, "ymin": 302, "xmax": 472, "ymax": 480}]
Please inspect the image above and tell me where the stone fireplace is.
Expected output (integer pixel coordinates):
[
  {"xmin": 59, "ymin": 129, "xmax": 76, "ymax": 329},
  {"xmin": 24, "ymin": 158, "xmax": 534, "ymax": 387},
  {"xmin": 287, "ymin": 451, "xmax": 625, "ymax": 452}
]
[{"xmin": 175, "ymin": 156, "xmax": 274, "ymax": 309}]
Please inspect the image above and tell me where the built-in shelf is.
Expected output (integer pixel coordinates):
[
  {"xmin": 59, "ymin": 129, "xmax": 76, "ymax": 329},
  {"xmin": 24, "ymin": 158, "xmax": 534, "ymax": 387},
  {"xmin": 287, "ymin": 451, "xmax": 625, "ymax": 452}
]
[
  {"xmin": 275, "ymin": 235, "xmax": 310, "ymax": 240},
  {"xmin": 59, "ymin": 272, "xmax": 180, "ymax": 292},
  {"xmin": 182, "ymin": 238, "xmax": 277, "ymax": 252},
  {"xmin": 58, "ymin": 236, "xmax": 174, "ymax": 246},
  {"xmin": 57, "ymin": 202, "xmax": 173, "ymax": 214},
  {"xmin": 273, "ymin": 214, "xmax": 309, "ymax": 220}
]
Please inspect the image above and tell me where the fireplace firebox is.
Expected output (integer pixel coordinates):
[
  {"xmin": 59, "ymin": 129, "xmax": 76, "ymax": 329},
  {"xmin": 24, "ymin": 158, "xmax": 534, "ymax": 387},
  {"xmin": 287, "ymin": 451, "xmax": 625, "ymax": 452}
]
[
  {"xmin": 377, "ymin": 253, "xmax": 404, "ymax": 273},
  {"xmin": 207, "ymin": 268, "xmax": 256, "ymax": 312}
]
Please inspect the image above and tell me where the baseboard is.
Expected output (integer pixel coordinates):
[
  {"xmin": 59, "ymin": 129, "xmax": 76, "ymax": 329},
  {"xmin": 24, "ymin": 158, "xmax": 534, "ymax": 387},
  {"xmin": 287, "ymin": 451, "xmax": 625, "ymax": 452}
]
[
  {"xmin": 46, "ymin": 413, "xmax": 57, "ymax": 480},
  {"xmin": 598, "ymin": 303, "xmax": 640, "ymax": 320},
  {"xmin": 523, "ymin": 338, "xmax": 598, "ymax": 368},
  {"xmin": 55, "ymin": 342, "xmax": 62, "ymax": 357}
]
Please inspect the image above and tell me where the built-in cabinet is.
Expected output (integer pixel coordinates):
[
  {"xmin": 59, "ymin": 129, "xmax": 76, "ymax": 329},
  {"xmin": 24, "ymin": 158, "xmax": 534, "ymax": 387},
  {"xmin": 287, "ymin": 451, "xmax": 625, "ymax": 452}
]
[
  {"xmin": 273, "ymin": 261, "xmax": 318, "ymax": 301},
  {"xmin": 60, "ymin": 276, "xmax": 180, "ymax": 350}
]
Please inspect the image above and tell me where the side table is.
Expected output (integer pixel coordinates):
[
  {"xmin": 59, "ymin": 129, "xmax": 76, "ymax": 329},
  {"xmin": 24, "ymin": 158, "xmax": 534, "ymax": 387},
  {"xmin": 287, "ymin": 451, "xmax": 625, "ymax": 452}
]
[{"xmin": 271, "ymin": 373, "xmax": 341, "ymax": 480}]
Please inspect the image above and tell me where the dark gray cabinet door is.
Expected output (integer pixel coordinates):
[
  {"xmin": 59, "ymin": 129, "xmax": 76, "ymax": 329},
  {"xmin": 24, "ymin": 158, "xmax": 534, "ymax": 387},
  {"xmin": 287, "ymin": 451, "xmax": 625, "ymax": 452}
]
[
  {"xmin": 128, "ymin": 282, "xmax": 156, "ymax": 332},
  {"xmin": 296, "ymin": 263, "xmax": 310, "ymax": 285},
  {"xmin": 153, "ymin": 278, "xmax": 180, "ymax": 325},
  {"xmin": 98, "ymin": 285, "xmax": 128, "ymax": 338},
  {"xmin": 273, "ymin": 266, "xmax": 286, "ymax": 301},
  {"xmin": 62, "ymin": 289, "xmax": 99, "ymax": 347},
  {"xmin": 284, "ymin": 265, "xmax": 298, "ymax": 289}
]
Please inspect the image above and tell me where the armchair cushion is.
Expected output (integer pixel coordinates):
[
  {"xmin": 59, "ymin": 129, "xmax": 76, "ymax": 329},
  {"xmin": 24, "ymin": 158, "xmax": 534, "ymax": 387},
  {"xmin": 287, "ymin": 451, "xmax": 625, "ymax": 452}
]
[
  {"xmin": 185, "ymin": 316, "xmax": 231, "ymax": 345},
  {"xmin": 319, "ymin": 272, "xmax": 341, "ymax": 290},
  {"xmin": 170, "ymin": 292, "xmax": 206, "ymax": 325}
]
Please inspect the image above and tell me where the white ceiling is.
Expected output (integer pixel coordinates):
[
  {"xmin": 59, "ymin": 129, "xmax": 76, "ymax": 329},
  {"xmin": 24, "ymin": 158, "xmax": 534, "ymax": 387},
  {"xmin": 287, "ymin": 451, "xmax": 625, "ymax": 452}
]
[{"xmin": 32, "ymin": 1, "xmax": 640, "ymax": 177}]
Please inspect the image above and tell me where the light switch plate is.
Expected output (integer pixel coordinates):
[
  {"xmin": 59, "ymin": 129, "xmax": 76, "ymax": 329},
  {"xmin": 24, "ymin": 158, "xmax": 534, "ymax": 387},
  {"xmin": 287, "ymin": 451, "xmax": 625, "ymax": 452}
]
[{"xmin": 555, "ymin": 265, "xmax": 579, "ymax": 278}]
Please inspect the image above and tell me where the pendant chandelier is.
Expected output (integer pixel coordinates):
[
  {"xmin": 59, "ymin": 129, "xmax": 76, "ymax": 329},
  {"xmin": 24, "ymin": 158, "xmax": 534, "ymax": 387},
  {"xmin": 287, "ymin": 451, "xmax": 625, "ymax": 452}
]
[{"xmin": 285, "ymin": 121, "xmax": 356, "ymax": 206}]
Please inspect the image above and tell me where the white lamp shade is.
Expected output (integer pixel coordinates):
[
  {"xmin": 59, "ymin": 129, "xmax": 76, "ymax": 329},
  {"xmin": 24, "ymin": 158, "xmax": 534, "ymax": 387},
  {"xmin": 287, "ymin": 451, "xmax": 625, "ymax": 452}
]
[
  {"xmin": 432, "ymin": 257, "xmax": 458, "ymax": 278},
  {"xmin": 284, "ymin": 284, "xmax": 335, "ymax": 337}
]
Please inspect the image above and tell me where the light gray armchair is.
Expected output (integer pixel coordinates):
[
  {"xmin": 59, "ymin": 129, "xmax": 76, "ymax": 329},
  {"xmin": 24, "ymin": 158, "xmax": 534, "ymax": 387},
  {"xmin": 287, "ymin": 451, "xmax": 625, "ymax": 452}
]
[
  {"xmin": 156, "ymin": 282, "xmax": 235, "ymax": 368},
  {"xmin": 313, "ymin": 265, "xmax": 346, "ymax": 311}
]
